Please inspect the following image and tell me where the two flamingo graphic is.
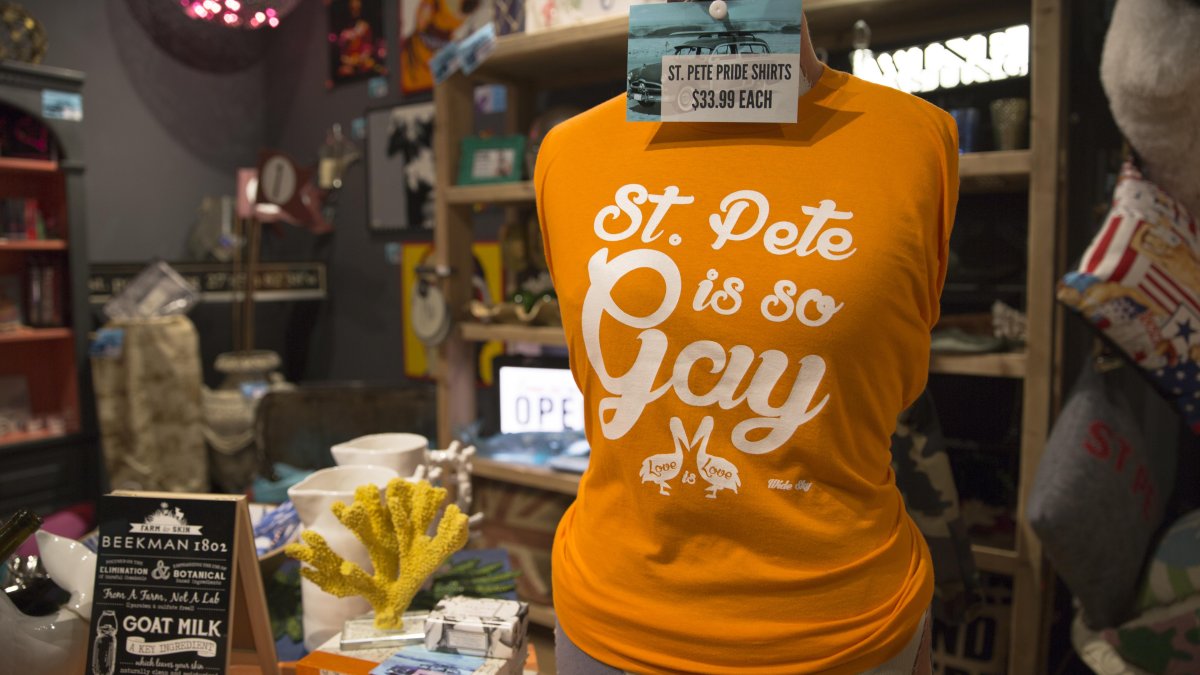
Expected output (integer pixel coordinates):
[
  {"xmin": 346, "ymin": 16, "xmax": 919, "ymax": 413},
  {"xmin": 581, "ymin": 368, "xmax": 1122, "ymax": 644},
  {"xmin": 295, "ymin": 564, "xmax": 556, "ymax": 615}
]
[{"xmin": 639, "ymin": 416, "xmax": 741, "ymax": 499}]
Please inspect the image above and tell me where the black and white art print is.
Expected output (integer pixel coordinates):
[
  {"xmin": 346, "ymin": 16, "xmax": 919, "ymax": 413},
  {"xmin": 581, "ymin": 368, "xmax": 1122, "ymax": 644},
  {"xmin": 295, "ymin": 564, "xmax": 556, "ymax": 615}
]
[{"xmin": 367, "ymin": 102, "xmax": 436, "ymax": 234}]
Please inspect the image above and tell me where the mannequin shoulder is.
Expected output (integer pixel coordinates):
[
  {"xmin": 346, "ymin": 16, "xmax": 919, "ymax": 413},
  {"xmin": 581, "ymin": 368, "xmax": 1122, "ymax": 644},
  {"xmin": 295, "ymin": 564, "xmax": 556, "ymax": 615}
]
[
  {"xmin": 534, "ymin": 95, "xmax": 633, "ymax": 178},
  {"xmin": 839, "ymin": 73, "xmax": 958, "ymax": 151}
]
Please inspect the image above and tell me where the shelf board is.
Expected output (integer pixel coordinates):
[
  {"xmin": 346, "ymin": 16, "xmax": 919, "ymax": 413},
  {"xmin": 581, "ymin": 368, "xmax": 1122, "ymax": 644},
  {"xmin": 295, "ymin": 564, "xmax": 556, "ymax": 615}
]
[
  {"xmin": 466, "ymin": 0, "xmax": 1028, "ymax": 82},
  {"xmin": 959, "ymin": 150, "xmax": 1032, "ymax": 192},
  {"xmin": 929, "ymin": 351, "xmax": 1026, "ymax": 378},
  {"xmin": 527, "ymin": 602, "xmax": 557, "ymax": 629},
  {"xmin": 972, "ymin": 544, "xmax": 1018, "ymax": 576},
  {"xmin": 475, "ymin": 19, "xmax": 629, "ymax": 82},
  {"xmin": 0, "ymin": 157, "xmax": 59, "ymax": 173},
  {"xmin": 446, "ymin": 182, "xmax": 536, "ymax": 206},
  {"xmin": 0, "ymin": 239, "xmax": 67, "ymax": 252},
  {"xmin": 0, "ymin": 327, "xmax": 72, "ymax": 344},
  {"xmin": 441, "ymin": 152, "xmax": 1028, "ymax": 207},
  {"xmin": 0, "ymin": 428, "xmax": 75, "ymax": 452},
  {"xmin": 460, "ymin": 322, "xmax": 568, "ymax": 347},
  {"xmin": 472, "ymin": 457, "xmax": 581, "ymax": 496},
  {"xmin": 462, "ymin": 323, "xmax": 1025, "ymax": 378}
]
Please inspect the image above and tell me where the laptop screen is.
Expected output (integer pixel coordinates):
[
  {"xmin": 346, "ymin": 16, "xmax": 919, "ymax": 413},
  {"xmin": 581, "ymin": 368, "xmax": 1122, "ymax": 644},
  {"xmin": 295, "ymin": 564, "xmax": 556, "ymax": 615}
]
[{"xmin": 497, "ymin": 360, "xmax": 584, "ymax": 434}]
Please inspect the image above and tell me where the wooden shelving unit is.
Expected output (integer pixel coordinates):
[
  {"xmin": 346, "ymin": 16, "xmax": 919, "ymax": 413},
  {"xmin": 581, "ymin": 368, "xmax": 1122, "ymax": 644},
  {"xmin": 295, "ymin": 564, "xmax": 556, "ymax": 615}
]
[
  {"xmin": 0, "ymin": 327, "xmax": 73, "ymax": 344},
  {"xmin": 445, "ymin": 182, "xmax": 537, "ymax": 205},
  {"xmin": 929, "ymin": 350, "xmax": 1027, "ymax": 378},
  {"xmin": 435, "ymin": 2, "xmax": 1064, "ymax": 672},
  {"xmin": 461, "ymin": 321, "xmax": 1027, "ymax": 378},
  {"xmin": 0, "ymin": 239, "xmax": 68, "ymax": 251},
  {"xmin": 0, "ymin": 157, "xmax": 59, "ymax": 173},
  {"xmin": 472, "ymin": 457, "xmax": 581, "ymax": 496},
  {"xmin": 459, "ymin": 322, "xmax": 568, "ymax": 347},
  {"xmin": 0, "ymin": 62, "xmax": 95, "ymax": 515},
  {"xmin": 471, "ymin": 0, "xmax": 1030, "ymax": 83},
  {"xmin": 959, "ymin": 149, "xmax": 1032, "ymax": 192},
  {"xmin": 0, "ymin": 427, "xmax": 72, "ymax": 450},
  {"xmin": 442, "ymin": 149, "xmax": 1031, "ymax": 208},
  {"xmin": 526, "ymin": 603, "xmax": 557, "ymax": 630}
]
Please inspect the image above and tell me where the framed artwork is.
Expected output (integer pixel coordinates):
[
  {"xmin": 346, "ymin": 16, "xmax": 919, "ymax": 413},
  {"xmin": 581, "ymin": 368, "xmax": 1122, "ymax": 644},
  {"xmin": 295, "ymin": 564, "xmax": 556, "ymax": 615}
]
[
  {"xmin": 398, "ymin": 0, "xmax": 474, "ymax": 94},
  {"xmin": 457, "ymin": 135, "xmax": 526, "ymax": 185},
  {"xmin": 367, "ymin": 103, "xmax": 436, "ymax": 233},
  {"xmin": 326, "ymin": 0, "xmax": 389, "ymax": 88},
  {"xmin": 401, "ymin": 241, "xmax": 503, "ymax": 383}
]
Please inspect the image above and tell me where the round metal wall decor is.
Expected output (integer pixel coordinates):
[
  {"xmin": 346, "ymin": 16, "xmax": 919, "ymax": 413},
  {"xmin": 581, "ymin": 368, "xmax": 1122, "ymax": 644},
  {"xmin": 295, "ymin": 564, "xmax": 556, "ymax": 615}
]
[{"xmin": 0, "ymin": 2, "xmax": 48, "ymax": 64}]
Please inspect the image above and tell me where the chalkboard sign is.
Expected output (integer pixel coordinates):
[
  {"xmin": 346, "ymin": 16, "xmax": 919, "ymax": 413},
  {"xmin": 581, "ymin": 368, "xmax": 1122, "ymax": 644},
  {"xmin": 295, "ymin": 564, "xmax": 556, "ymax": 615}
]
[{"xmin": 85, "ymin": 492, "xmax": 277, "ymax": 675}]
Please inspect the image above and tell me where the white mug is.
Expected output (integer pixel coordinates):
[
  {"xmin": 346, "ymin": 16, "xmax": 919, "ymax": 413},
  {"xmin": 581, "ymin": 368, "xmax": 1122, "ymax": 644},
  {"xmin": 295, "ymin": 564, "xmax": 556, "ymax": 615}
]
[{"xmin": 331, "ymin": 433, "xmax": 429, "ymax": 478}]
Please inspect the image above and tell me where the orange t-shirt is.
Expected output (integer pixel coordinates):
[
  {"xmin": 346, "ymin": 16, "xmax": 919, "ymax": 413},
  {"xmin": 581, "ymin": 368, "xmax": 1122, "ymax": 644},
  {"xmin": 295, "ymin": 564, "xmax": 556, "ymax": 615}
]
[{"xmin": 535, "ymin": 66, "xmax": 959, "ymax": 674}]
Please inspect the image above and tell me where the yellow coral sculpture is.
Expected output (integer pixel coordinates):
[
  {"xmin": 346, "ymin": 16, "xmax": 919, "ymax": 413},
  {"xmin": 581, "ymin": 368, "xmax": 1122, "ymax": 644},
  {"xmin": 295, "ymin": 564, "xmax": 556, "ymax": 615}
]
[{"xmin": 285, "ymin": 478, "xmax": 469, "ymax": 629}]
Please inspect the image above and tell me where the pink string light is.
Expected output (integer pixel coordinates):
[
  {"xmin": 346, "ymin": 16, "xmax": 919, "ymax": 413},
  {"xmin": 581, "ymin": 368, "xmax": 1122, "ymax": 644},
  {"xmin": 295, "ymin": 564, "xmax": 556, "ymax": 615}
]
[{"xmin": 180, "ymin": 0, "xmax": 293, "ymax": 29}]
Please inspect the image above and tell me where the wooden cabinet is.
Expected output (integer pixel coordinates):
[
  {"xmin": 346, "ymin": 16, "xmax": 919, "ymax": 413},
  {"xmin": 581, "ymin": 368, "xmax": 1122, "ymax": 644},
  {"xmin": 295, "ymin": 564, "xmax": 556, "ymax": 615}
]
[
  {"xmin": 432, "ymin": 1, "xmax": 1065, "ymax": 672},
  {"xmin": 0, "ymin": 62, "xmax": 96, "ymax": 514}
]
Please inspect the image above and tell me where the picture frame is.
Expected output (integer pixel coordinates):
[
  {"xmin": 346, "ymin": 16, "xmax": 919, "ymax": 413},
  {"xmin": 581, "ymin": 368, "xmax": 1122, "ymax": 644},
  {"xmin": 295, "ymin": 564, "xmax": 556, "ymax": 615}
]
[
  {"xmin": 366, "ymin": 102, "xmax": 436, "ymax": 234},
  {"xmin": 398, "ymin": 0, "xmax": 471, "ymax": 95},
  {"xmin": 325, "ymin": 0, "xmax": 388, "ymax": 88},
  {"xmin": 457, "ymin": 135, "xmax": 527, "ymax": 186}
]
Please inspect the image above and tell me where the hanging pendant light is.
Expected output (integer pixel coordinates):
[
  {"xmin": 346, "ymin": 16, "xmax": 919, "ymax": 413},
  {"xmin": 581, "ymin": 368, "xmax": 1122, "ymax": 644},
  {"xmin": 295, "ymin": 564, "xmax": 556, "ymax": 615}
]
[{"xmin": 179, "ymin": 0, "xmax": 300, "ymax": 29}]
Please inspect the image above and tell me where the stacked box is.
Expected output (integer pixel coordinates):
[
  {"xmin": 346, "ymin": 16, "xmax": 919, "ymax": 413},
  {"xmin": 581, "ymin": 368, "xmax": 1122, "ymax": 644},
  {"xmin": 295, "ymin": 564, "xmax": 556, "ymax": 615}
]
[{"xmin": 424, "ymin": 596, "xmax": 529, "ymax": 660}]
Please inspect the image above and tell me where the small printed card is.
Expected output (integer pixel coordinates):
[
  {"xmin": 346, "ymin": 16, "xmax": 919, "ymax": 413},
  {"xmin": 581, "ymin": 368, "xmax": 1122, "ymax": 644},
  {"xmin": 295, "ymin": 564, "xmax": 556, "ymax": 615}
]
[
  {"xmin": 627, "ymin": 0, "xmax": 804, "ymax": 123},
  {"xmin": 459, "ymin": 24, "xmax": 498, "ymax": 75},
  {"xmin": 431, "ymin": 23, "xmax": 498, "ymax": 84},
  {"xmin": 369, "ymin": 643, "xmax": 525, "ymax": 675}
]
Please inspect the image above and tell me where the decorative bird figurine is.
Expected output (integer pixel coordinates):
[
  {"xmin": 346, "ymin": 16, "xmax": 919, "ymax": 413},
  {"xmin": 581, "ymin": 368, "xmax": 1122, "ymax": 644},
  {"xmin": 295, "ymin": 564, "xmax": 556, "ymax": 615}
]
[
  {"xmin": 639, "ymin": 418, "xmax": 688, "ymax": 495},
  {"xmin": 692, "ymin": 416, "xmax": 741, "ymax": 499}
]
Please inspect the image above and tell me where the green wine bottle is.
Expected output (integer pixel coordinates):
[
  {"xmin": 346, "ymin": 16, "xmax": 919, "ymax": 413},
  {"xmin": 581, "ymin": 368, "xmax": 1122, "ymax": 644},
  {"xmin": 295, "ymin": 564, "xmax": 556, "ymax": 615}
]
[{"xmin": 0, "ymin": 509, "xmax": 43, "ymax": 561}]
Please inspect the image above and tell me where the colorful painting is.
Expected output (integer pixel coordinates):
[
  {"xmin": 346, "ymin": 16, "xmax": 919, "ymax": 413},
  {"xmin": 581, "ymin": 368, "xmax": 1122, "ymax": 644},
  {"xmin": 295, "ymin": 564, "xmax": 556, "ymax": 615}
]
[
  {"xmin": 327, "ymin": 0, "xmax": 389, "ymax": 87},
  {"xmin": 401, "ymin": 242, "xmax": 503, "ymax": 382},
  {"xmin": 398, "ymin": 0, "xmax": 477, "ymax": 94}
]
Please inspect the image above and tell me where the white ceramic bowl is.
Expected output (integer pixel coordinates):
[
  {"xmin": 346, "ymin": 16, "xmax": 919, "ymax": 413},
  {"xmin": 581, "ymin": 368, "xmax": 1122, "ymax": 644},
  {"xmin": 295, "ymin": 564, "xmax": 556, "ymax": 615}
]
[{"xmin": 331, "ymin": 433, "xmax": 429, "ymax": 478}]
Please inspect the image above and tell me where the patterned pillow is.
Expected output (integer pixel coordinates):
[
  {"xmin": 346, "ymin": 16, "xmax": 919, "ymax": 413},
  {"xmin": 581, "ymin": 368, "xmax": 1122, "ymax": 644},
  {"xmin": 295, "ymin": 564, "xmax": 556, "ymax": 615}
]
[
  {"xmin": 1102, "ymin": 593, "xmax": 1200, "ymax": 675},
  {"xmin": 890, "ymin": 390, "xmax": 982, "ymax": 625},
  {"xmin": 1027, "ymin": 367, "xmax": 1176, "ymax": 628},
  {"xmin": 1138, "ymin": 509, "xmax": 1200, "ymax": 613},
  {"xmin": 1058, "ymin": 162, "xmax": 1200, "ymax": 433}
]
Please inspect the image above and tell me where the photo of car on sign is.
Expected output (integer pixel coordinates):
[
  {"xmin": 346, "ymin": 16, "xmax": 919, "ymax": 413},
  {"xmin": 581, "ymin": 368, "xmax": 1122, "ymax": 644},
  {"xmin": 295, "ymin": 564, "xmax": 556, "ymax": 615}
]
[
  {"xmin": 626, "ymin": 0, "xmax": 802, "ymax": 122},
  {"xmin": 628, "ymin": 31, "xmax": 772, "ymax": 110}
]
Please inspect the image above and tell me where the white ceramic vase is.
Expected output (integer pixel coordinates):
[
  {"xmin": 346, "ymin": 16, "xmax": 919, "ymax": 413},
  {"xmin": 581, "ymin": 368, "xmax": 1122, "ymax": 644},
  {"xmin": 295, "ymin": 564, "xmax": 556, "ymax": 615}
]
[
  {"xmin": 331, "ymin": 433, "xmax": 429, "ymax": 478},
  {"xmin": 288, "ymin": 464, "xmax": 400, "ymax": 650},
  {"xmin": 0, "ymin": 531, "xmax": 96, "ymax": 675}
]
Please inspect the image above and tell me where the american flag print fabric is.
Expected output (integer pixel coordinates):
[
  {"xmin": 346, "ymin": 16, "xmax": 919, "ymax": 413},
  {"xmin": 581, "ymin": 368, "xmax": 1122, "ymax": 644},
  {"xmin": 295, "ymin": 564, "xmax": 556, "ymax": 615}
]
[{"xmin": 1059, "ymin": 162, "xmax": 1200, "ymax": 433}]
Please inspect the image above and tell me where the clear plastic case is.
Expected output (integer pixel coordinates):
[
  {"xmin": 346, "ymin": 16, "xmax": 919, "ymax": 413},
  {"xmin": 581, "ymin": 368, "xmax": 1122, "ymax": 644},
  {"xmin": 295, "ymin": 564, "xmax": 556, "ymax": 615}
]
[{"xmin": 102, "ymin": 261, "xmax": 199, "ymax": 321}]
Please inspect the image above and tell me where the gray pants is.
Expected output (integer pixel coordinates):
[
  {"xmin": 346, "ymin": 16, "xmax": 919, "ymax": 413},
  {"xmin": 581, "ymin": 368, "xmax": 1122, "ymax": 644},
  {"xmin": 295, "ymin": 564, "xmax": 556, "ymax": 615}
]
[{"xmin": 555, "ymin": 611, "xmax": 930, "ymax": 675}]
